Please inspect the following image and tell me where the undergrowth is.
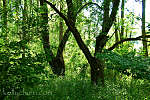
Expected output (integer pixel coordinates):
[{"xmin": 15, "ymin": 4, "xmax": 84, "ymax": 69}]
[{"xmin": 4, "ymin": 71, "xmax": 150, "ymax": 100}]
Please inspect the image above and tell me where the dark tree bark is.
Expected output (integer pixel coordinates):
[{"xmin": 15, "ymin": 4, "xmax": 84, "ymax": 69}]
[
  {"xmin": 95, "ymin": 0, "xmax": 120, "ymax": 53},
  {"xmin": 44, "ymin": 0, "xmax": 107, "ymax": 85},
  {"xmin": 67, "ymin": 23, "xmax": 105, "ymax": 85},
  {"xmin": 0, "ymin": 0, "xmax": 1, "ymax": 10},
  {"xmin": 21, "ymin": 0, "xmax": 28, "ymax": 58},
  {"xmin": 44, "ymin": 0, "xmax": 150, "ymax": 85},
  {"xmin": 58, "ymin": 1, "xmax": 65, "ymax": 75},
  {"xmin": 66, "ymin": 0, "xmax": 105, "ymax": 85},
  {"xmin": 44, "ymin": 0, "xmax": 120, "ymax": 85},
  {"xmin": 56, "ymin": 29, "xmax": 70, "ymax": 57},
  {"xmin": 59, "ymin": 21, "xmax": 63, "ymax": 42},
  {"xmin": 142, "ymin": 0, "xmax": 148, "ymax": 56},
  {"xmin": 56, "ymin": 2, "xmax": 101, "ymax": 58},
  {"xmin": 108, "ymin": 35, "xmax": 150, "ymax": 50},
  {"xmin": 94, "ymin": 0, "xmax": 120, "ymax": 85},
  {"xmin": 40, "ymin": 0, "xmax": 65, "ymax": 76},
  {"xmin": 2, "ymin": 0, "xmax": 7, "ymax": 36},
  {"xmin": 120, "ymin": 0, "xmax": 125, "ymax": 41},
  {"xmin": 114, "ymin": 19, "xmax": 119, "ymax": 44},
  {"xmin": 0, "ymin": 0, "xmax": 2, "ymax": 23},
  {"xmin": 0, "ymin": 2, "xmax": 7, "ymax": 98}
]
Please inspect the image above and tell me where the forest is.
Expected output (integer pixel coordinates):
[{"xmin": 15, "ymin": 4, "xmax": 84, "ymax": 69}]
[{"xmin": 0, "ymin": 0, "xmax": 150, "ymax": 100}]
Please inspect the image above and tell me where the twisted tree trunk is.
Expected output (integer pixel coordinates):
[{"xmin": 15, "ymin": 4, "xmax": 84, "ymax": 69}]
[{"xmin": 44, "ymin": 0, "xmax": 120, "ymax": 86}]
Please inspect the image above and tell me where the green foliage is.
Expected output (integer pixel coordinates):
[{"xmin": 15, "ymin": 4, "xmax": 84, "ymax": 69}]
[
  {"xmin": 3, "ymin": 76, "xmax": 150, "ymax": 100},
  {"xmin": 0, "ymin": 40, "xmax": 46, "ymax": 97},
  {"xmin": 0, "ymin": 0, "xmax": 150, "ymax": 100},
  {"xmin": 96, "ymin": 47, "xmax": 150, "ymax": 80}
]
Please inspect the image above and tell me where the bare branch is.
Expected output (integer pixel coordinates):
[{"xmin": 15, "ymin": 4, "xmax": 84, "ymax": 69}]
[
  {"xmin": 76, "ymin": 2, "xmax": 102, "ymax": 16},
  {"xmin": 108, "ymin": 35, "xmax": 150, "ymax": 50},
  {"xmin": 105, "ymin": 0, "xmax": 120, "ymax": 34},
  {"xmin": 44, "ymin": 0, "xmax": 68, "ymax": 22}
]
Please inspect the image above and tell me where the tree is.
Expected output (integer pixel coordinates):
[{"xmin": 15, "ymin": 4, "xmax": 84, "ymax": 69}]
[
  {"xmin": 45, "ymin": 0, "xmax": 120, "ymax": 85},
  {"xmin": 58, "ymin": 0, "xmax": 65, "ymax": 75},
  {"xmin": 114, "ymin": 18, "xmax": 119, "ymax": 45},
  {"xmin": 40, "ymin": 0, "xmax": 66, "ymax": 76},
  {"xmin": 40, "ymin": 0, "xmax": 85, "ymax": 76},
  {"xmin": 21, "ymin": 0, "xmax": 28, "ymax": 58},
  {"xmin": 2, "ymin": 0, "xmax": 7, "ymax": 37},
  {"xmin": 120, "ymin": 0, "xmax": 125, "ymax": 41},
  {"xmin": 95, "ymin": 0, "xmax": 120, "ymax": 85},
  {"xmin": 142, "ymin": 0, "xmax": 148, "ymax": 56},
  {"xmin": 45, "ymin": 0, "xmax": 150, "ymax": 85},
  {"xmin": 0, "ymin": 1, "xmax": 8, "ymax": 99}
]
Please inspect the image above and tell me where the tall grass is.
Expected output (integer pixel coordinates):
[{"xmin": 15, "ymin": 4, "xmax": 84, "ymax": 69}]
[{"xmin": 4, "ymin": 73, "xmax": 150, "ymax": 100}]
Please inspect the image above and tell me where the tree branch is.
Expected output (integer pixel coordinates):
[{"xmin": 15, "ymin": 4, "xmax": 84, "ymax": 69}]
[
  {"xmin": 95, "ymin": 0, "xmax": 120, "ymax": 54},
  {"xmin": 56, "ymin": 29, "xmax": 70, "ymax": 57},
  {"xmin": 108, "ymin": 35, "xmax": 150, "ymax": 50},
  {"xmin": 76, "ymin": 2, "xmax": 102, "ymax": 16},
  {"xmin": 56, "ymin": 2, "xmax": 102, "ymax": 58},
  {"xmin": 105, "ymin": 0, "xmax": 120, "ymax": 34},
  {"xmin": 44, "ymin": 0, "xmax": 68, "ymax": 22}
]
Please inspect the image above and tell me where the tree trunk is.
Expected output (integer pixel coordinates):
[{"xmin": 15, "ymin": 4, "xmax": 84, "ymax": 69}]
[
  {"xmin": 94, "ymin": 0, "xmax": 120, "ymax": 85},
  {"xmin": 21, "ymin": 0, "xmax": 28, "ymax": 58},
  {"xmin": 0, "ymin": 0, "xmax": 1, "ymax": 22},
  {"xmin": 90, "ymin": 57, "xmax": 104, "ymax": 85},
  {"xmin": 114, "ymin": 19, "xmax": 119, "ymax": 44},
  {"xmin": 58, "ymin": 1, "xmax": 65, "ymax": 75},
  {"xmin": 120, "ymin": 0, "xmax": 125, "ymax": 41},
  {"xmin": 2, "ymin": 0, "xmax": 7, "ymax": 37},
  {"xmin": 1, "ymin": 1, "xmax": 7, "ymax": 98},
  {"xmin": 65, "ymin": 0, "xmax": 104, "ymax": 85},
  {"xmin": 142, "ymin": 0, "xmax": 148, "ymax": 56},
  {"xmin": 68, "ymin": 25, "xmax": 104, "ymax": 85},
  {"xmin": 40, "ymin": 0, "xmax": 65, "ymax": 76},
  {"xmin": 45, "ymin": 0, "xmax": 120, "ymax": 86},
  {"xmin": 14, "ymin": 0, "xmax": 20, "ymax": 35}
]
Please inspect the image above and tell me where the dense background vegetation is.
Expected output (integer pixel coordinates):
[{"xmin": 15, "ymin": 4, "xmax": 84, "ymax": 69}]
[{"xmin": 0, "ymin": 0, "xmax": 150, "ymax": 100}]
